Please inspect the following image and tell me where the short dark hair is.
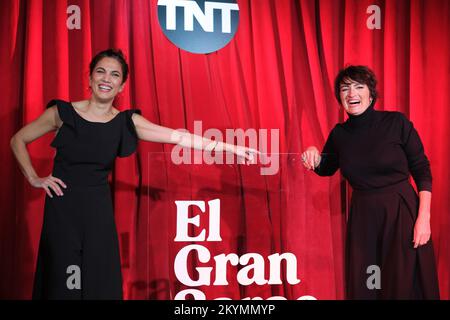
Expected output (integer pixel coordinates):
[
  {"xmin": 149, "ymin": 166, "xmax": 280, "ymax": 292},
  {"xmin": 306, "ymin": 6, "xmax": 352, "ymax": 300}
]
[
  {"xmin": 89, "ymin": 48, "xmax": 129, "ymax": 84},
  {"xmin": 334, "ymin": 65, "xmax": 378, "ymax": 105}
]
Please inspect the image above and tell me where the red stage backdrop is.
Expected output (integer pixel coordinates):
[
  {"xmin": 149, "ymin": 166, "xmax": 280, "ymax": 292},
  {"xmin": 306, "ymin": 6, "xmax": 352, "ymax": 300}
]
[{"xmin": 0, "ymin": 0, "xmax": 449, "ymax": 299}]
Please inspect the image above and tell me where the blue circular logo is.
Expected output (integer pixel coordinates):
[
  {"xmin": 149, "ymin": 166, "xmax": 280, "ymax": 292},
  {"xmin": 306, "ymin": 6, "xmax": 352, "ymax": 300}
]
[{"xmin": 157, "ymin": 0, "xmax": 240, "ymax": 54}]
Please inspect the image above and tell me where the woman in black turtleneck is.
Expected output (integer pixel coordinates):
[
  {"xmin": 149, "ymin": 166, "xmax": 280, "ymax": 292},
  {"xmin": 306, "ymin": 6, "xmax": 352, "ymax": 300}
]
[{"xmin": 301, "ymin": 65, "xmax": 440, "ymax": 300}]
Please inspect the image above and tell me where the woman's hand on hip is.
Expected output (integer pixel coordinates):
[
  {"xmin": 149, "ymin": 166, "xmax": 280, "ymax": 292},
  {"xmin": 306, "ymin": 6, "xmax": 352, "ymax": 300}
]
[
  {"xmin": 301, "ymin": 146, "xmax": 321, "ymax": 170},
  {"xmin": 29, "ymin": 175, "xmax": 67, "ymax": 198}
]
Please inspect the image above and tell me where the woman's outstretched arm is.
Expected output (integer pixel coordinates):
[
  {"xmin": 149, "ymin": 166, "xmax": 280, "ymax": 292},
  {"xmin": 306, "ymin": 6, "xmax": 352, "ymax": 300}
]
[{"xmin": 131, "ymin": 113, "xmax": 258, "ymax": 162}]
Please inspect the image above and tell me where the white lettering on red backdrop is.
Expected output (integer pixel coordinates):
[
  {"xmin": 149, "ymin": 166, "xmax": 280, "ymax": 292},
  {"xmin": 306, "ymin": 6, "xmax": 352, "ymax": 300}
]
[{"xmin": 173, "ymin": 199, "xmax": 317, "ymax": 300}]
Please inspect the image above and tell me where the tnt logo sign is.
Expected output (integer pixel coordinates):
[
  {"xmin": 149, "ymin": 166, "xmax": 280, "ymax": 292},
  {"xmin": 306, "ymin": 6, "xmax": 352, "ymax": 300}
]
[{"xmin": 157, "ymin": 0, "xmax": 239, "ymax": 54}]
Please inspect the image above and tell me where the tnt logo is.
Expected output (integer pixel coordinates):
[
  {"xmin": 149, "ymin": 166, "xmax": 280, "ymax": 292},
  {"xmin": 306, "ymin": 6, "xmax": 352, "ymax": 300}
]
[{"xmin": 157, "ymin": 0, "xmax": 240, "ymax": 54}]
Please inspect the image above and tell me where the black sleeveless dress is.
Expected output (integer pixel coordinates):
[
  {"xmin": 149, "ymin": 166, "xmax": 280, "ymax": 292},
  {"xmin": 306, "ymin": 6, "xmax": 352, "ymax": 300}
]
[
  {"xmin": 315, "ymin": 104, "xmax": 440, "ymax": 299},
  {"xmin": 32, "ymin": 99, "xmax": 141, "ymax": 299}
]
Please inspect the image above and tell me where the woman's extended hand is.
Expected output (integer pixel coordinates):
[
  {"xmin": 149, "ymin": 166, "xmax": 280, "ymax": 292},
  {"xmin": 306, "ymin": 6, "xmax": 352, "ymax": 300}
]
[
  {"xmin": 301, "ymin": 146, "xmax": 321, "ymax": 170},
  {"xmin": 29, "ymin": 175, "xmax": 67, "ymax": 198},
  {"xmin": 231, "ymin": 145, "xmax": 260, "ymax": 165},
  {"xmin": 413, "ymin": 212, "xmax": 431, "ymax": 248}
]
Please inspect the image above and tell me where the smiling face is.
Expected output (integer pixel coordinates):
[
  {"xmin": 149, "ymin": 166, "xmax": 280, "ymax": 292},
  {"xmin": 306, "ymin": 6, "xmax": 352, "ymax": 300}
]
[
  {"xmin": 339, "ymin": 79, "xmax": 373, "ymax": 116},
  {"xmin": 89, "ymin": 57, "xmax": 125, "ymax": 102}
]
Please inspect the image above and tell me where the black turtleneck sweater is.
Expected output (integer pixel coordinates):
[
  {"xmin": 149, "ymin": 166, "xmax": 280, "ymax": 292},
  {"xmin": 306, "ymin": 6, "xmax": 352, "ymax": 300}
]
[{"xmin": 314, "ymin": 105, "xmax": 432, "ymax": 192}]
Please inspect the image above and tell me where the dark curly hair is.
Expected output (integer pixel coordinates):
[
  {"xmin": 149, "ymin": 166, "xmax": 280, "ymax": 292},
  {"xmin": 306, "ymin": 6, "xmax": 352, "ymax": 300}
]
[
  {"xmin": 334, "ymin": 65, "xmax": 378, "ymax": 105},
  {"xmin": 89, "ymin": 48, "xmax": 129, "ymax": 84}
]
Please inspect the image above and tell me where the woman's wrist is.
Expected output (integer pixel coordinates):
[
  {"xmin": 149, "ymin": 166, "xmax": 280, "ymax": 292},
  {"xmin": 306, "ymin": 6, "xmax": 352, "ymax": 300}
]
[
  {"xmin": 203, "ymin": 140, "xmax": 234, "ymax": 153},
  {"xmin": 417, "ymin": 191, "xmax": 431, "ymax": 220},
  {"xmin": 27, "ymin": 174, "xmax": 39, "ymax": 185},
  {"xmin": 417, "ymin": 209, "xmax": 431, "ymax": 220}
]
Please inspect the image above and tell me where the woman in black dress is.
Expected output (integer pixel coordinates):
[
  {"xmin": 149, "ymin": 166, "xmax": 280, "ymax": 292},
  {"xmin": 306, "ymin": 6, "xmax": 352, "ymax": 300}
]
[
  {"xmin": 10, "ymin": 49, "xmax": 257, "ymax": 299},
  {"xmin": 301, "ymin": 65, "xmax": 440, "ymax": 299}
]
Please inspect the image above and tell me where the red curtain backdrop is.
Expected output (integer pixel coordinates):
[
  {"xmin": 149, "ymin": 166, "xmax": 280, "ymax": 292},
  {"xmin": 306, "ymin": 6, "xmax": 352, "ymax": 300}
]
[{"xmin": 0, "ymin": 0, "xmax": 449, "ymax": 299}]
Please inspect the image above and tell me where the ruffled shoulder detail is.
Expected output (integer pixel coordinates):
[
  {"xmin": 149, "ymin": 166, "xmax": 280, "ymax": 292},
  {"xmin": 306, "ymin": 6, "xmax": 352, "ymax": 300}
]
[
  {"xmin": 46, "ymin": 99, "xmax": 77, "ymax": 148},
  {"xmin": 46, "ymin": 99, "xmax": 76, "ymax": 129},
  {"xmin": 117, "ymin": 109, "xmax": 142, "ymax": 157}
]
